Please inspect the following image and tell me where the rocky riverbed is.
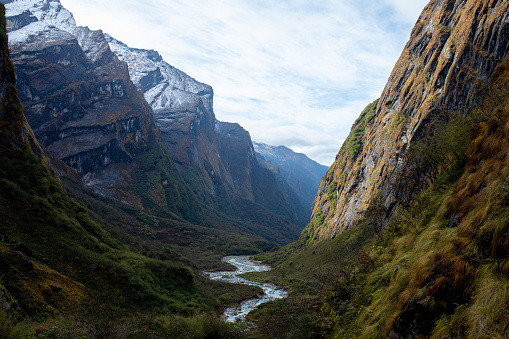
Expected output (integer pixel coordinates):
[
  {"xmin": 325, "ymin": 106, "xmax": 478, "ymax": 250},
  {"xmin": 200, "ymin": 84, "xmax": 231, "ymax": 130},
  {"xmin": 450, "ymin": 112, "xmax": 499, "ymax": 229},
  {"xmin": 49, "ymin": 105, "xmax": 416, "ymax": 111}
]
[{"xmin": 204, "ymin": 256, "xmax": 288, "ymax": 323}]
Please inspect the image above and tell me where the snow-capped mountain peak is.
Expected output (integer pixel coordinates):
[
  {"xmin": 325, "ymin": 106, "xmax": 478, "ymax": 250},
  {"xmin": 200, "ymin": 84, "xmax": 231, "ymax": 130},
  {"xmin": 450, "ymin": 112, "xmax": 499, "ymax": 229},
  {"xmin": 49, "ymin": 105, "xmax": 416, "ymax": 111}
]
[
  {"xmin": 5, "ymin": 0, "xmax": 76, "ymax": 34},
  {"xmin": 105, "ymin": 33, "xmax": 213, "ymax": 112},
  {"xmin": 6, "ymin": 0, "xmax": 119, "ymax": 65}
]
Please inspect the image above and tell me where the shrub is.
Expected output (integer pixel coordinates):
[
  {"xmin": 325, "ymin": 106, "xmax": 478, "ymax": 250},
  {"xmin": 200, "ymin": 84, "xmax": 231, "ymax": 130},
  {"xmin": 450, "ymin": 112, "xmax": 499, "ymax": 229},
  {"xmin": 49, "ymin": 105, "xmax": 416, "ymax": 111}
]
[
  {"xmin": 326, "ymin": 182, "xmax": 338, "ymax": 210},
  {"xmin": 155, "ymin": 313, "xmax": 244, "ymax": 339}
]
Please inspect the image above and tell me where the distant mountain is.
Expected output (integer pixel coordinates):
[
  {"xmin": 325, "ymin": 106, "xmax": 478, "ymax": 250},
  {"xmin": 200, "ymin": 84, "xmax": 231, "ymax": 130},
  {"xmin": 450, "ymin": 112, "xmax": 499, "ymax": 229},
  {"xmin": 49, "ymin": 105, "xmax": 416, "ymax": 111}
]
[
  {"xmin": 5, "ymin": 0, "xmax": 301, "ymax": 244},
  {"xmin": 253, "ymin": 142, "xmax": 328, "ymax": 222},
  {"xmin": 106, "ymin": 33, "xmax": 302, "ymax": 242}
]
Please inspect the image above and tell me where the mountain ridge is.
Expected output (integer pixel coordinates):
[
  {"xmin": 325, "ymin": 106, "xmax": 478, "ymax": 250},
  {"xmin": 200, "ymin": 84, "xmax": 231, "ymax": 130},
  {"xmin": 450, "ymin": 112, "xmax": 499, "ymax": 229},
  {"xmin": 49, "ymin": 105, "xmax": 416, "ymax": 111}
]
[
  {"xmin": 253, "ymin": 141, "xmax": 328, "ymax": 225},
  {"xmin": 5, "ymin": 0, "xmax": 203, "ymax": 223},
  {"xmin": 106, "ymin": 31, "xmax": 304, "ymax": 239},
  {"xmin": 309, "ymin": 0, "xmax": 509, "ymax": 240}
]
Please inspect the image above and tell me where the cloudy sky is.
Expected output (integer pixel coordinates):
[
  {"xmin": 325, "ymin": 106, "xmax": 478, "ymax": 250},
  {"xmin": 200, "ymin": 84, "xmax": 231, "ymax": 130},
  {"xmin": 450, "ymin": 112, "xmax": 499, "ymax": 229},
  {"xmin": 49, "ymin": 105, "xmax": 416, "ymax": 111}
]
[{"xmin": 60, "ymin": 0, "xmax": 430, "ymax": 166}]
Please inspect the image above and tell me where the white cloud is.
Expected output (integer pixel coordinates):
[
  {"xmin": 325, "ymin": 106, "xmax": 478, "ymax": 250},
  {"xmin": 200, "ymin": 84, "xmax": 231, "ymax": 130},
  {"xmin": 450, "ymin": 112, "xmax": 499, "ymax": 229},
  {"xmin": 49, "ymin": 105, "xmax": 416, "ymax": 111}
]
[{"xmin": 60, "ymin": 0, "xmax": 429, "ymax": 166}]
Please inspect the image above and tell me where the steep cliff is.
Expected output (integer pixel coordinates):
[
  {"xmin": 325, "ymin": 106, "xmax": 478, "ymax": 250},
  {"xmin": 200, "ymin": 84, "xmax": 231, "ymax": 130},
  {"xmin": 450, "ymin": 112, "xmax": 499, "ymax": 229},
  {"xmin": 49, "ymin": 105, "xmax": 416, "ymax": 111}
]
[
  {"xmin": 215, "ymin": 122, "xmax": 299, "ymax": 228},
  {"xmin": 254, "ymin": 142, "xmax": 328, "ymax": 224},
  {"xmin": 310, "ymin": 0, "xmax": 509, "ymax": 240},
  {"xmin": 5, "ymin": 0, "xmax": 201, "ymax": 221},
  {"xmin": 0, "ymin": 3, "xmax": 206, "ymax": 322},
  {"xmin": 106, "ymin": 34, "xmax": 302, "ymax": 239},
  {"xmin": 252, "ymin": 1, "xmax": 509, "ymax": 334},
  {"xmin": 105, "ymin": 35, "xmax": 232, "ymax": 207}
]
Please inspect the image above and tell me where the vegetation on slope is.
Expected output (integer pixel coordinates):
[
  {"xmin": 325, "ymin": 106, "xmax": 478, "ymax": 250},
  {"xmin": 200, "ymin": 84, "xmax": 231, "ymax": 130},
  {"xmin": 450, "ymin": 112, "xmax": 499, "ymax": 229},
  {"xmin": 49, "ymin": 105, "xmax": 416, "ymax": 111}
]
[
  {"xmin": 0, "ymin": 5, "xmax": 261, "ymax": 337},
  {"xmin": 305, "ymin": 99, "xmax": 378, "ymax": 241},
  {"xmin": 249, "ymin": 61, "xmax": 509, "ymax": 338},
  {"xmin": 131, "ymin": 137, "xmax": 204, "ymax": 225}
]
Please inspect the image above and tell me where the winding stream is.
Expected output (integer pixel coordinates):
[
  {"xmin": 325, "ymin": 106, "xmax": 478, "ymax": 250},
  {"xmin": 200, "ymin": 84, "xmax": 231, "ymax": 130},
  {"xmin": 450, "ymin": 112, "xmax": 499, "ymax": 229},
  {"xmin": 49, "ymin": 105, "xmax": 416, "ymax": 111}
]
[{"xmin": 204, "ymin": 256, "xmax": 288, "ymax": 323}]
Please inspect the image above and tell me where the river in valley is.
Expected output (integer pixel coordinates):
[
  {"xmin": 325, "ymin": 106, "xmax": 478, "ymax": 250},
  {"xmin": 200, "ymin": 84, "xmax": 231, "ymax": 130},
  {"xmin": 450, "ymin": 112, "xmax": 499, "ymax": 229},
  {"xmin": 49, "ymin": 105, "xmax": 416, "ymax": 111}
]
[{"xmin": 204, "ymin": 256, "xmax": 288, "ymax": 323}]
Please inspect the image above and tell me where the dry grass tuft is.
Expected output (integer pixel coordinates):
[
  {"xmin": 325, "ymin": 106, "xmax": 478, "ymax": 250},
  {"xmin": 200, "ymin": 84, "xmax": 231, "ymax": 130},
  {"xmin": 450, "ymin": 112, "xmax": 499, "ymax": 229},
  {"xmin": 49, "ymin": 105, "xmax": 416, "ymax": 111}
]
[{"xmin": 467, "ymin": 270, "xmax": 509, "ymax": 338}]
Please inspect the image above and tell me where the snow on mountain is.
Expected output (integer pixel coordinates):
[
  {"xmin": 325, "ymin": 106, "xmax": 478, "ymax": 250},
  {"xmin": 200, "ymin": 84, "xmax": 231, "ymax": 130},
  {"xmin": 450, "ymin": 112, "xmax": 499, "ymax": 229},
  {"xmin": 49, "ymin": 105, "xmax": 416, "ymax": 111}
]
[
  {"xmin": 253, "ymin": 141, "xmax": 328, "ymax": 213},
  {"xmin": 6, "ymin": 0, "xmax": 114, "ymax": 65},
  {"xmin": 5, "ymin": 0, "xmax": 76, "ymax": 34},
  {"xmin": 253, "ymin": 142, "xmax": 283, "ymax": 162},
  {"xmin": 105, "ymin": 34, "xmax": 213, "ymax": 113},
  {"xmin": 7, "ymin": 20, "xmax": 71, "ymax": 47},
  {"xmin": 73, "ymin": 26, "xmax": 111, "ymax": 63}
]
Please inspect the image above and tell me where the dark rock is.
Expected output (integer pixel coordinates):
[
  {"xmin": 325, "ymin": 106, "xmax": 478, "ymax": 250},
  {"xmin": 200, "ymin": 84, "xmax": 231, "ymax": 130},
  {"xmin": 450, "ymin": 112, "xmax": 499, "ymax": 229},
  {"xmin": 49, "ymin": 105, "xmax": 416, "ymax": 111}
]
[
  {"xmin": 14, "ymin": 242, "xmax": 33, "ymax": 257},
  {"xmin": 448, "ymin": 213, "xmax": 460, "ymax": 228},
  {"xmin": 1, "ymin": 301, "xmax": 10, "ymax": 313},
  {"xmin": 389, "ymin": 297, "xmax": 440, "ymax": 338},
  {"xmin": 43, "ymin": 285, "xmax": 62, "ymax": 296},
  {"xmin": 17, "ymin": 251, "xmax": 33, "ymax": 269},
  {"xmin": 6, "ymin": 10, "xmax": 37, "ymax": 32}
]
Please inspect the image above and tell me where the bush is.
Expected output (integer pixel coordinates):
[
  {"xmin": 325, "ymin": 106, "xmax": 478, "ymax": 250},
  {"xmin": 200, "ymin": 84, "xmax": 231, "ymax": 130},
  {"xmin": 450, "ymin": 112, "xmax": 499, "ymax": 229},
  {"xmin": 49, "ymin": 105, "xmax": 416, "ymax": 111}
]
[
  {"xmin": 326, "ymin": 182, "xmax": 338, "ymax": 210},
  {"xmin": 155, "ymin": 313, "xmax": 245, "ymax": 339}
]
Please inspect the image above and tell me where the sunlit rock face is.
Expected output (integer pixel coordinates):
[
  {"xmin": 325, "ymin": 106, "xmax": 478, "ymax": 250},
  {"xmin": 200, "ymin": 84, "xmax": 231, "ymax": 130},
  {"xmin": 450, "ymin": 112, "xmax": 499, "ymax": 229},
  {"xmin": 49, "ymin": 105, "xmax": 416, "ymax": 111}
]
[
  {"xmin": 5, "ymin": 0, "xmax": 197, "ymax": 217},
  {"xmin": 309, "ymin": 0, "xmax": 509, "ymax": 240},
  {"xmin": 106, "ymin": 34, "xmax": 245, "ymax": 204}
]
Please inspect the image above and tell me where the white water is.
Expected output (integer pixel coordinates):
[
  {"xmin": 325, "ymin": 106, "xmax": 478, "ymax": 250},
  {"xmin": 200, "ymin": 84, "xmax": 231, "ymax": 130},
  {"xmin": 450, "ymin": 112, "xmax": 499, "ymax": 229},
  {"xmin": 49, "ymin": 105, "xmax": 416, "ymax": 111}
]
[{"xmin": 204, "ymin": 255, "xmax": 288, "ymax": 323}]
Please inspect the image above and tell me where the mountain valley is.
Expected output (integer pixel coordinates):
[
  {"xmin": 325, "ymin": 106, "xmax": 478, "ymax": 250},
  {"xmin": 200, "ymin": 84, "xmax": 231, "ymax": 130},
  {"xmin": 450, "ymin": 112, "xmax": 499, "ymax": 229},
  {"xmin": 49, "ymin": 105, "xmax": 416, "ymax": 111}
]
[{"xmin": 0, "ymin": 0, "xmax": 508, "ymax": 338}]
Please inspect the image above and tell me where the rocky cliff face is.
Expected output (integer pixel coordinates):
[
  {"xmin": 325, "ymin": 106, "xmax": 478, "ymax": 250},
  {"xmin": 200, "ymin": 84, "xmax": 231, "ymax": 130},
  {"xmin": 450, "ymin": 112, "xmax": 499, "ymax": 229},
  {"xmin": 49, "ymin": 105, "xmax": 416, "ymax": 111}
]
[
  {"xmin": 5, "ymin": 0, "xmax": 199, "ymax": 220},
  {"xmin": 105, "ymin": 35, "xmax": 219, "ymax": 170},
  {"xmin": 105, "ymin": 35, "xmax": 233, "ymax": 207},
  {"xmin": 0, "ymin": 0, "xmax": 36, "ymax": 157},
  {"xmin": 215, "ymin": 122, "xmax": 296, "ymax": 221},
  {"xmin": 107, "ymin": 34, "xmax": 302, "ymax": 235},
  {"xmin": 310, "ymin": 0, "xmax": 509, "ymax": 240}
]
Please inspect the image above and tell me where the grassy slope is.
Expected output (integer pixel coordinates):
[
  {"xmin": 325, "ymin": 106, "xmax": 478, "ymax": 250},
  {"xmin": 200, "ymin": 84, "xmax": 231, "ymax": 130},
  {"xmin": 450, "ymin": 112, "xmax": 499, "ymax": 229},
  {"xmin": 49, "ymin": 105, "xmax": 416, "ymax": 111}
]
[
  {"xmin": 0, "ymin": 148, "xmax": 259, "ymax": 335},
  {"xmin": 0, "ymin": 6, "xmax": 263, "ymax": 337},
  {"xmin": 248, "ymin": 61, "xmax": 509, "ymax": 338}
]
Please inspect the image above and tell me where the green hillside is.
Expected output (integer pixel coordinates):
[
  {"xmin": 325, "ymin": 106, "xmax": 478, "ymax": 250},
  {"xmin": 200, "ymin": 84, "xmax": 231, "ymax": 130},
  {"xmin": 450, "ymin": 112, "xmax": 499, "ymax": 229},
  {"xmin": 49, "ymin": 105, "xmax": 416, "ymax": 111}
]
[
  {"xmin": 0, "ymin": 5, "xmax": 259, "ymax": 337},
  {"xmin": 249, "ymin": 59, "xmax": 509, "ymax": 339}
]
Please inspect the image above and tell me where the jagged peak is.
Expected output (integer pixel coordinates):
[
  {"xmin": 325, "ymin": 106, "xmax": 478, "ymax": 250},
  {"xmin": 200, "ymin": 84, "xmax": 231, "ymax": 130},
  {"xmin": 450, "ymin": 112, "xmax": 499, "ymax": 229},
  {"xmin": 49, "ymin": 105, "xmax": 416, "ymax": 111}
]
[
  {"xmin": 105, "ymin": 33, "xmax": 213, "ymax": 107},
  {"xmin": 214, "ymin": 121, "xmax": 250, "ymax": 139},
  {"xmin": 5, "ymin": 0, "xmax": 116, "ymax": 64},
  {"xmin": 104, "ymin": 34, "xmax": 162, "ymax": 63},
  {"xmin": 5, "ymin": 0, "xmax": 76, "ymax": 34}
]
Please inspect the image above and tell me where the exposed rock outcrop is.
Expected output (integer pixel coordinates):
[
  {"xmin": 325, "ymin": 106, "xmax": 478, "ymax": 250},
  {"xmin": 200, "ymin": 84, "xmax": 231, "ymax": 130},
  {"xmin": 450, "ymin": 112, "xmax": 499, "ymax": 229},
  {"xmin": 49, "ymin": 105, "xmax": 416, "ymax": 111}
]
[
  {"xmin": 107, "ymin": 34, "xmax": 302, "ymax": 238},
  {"xmin": 105, "ymin": 35, "xmax": 219, "ymax": 172},
  {"xmin": 6, "ymin": 0, "xmax": 199, "ymax": 220},
  {"xmin": 215, "ymin": 122, "xmax": 296, "ymax": 222},
  {"xmin": 310, "ymin": 0, "xmax": 509, "ymax": 240}
]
